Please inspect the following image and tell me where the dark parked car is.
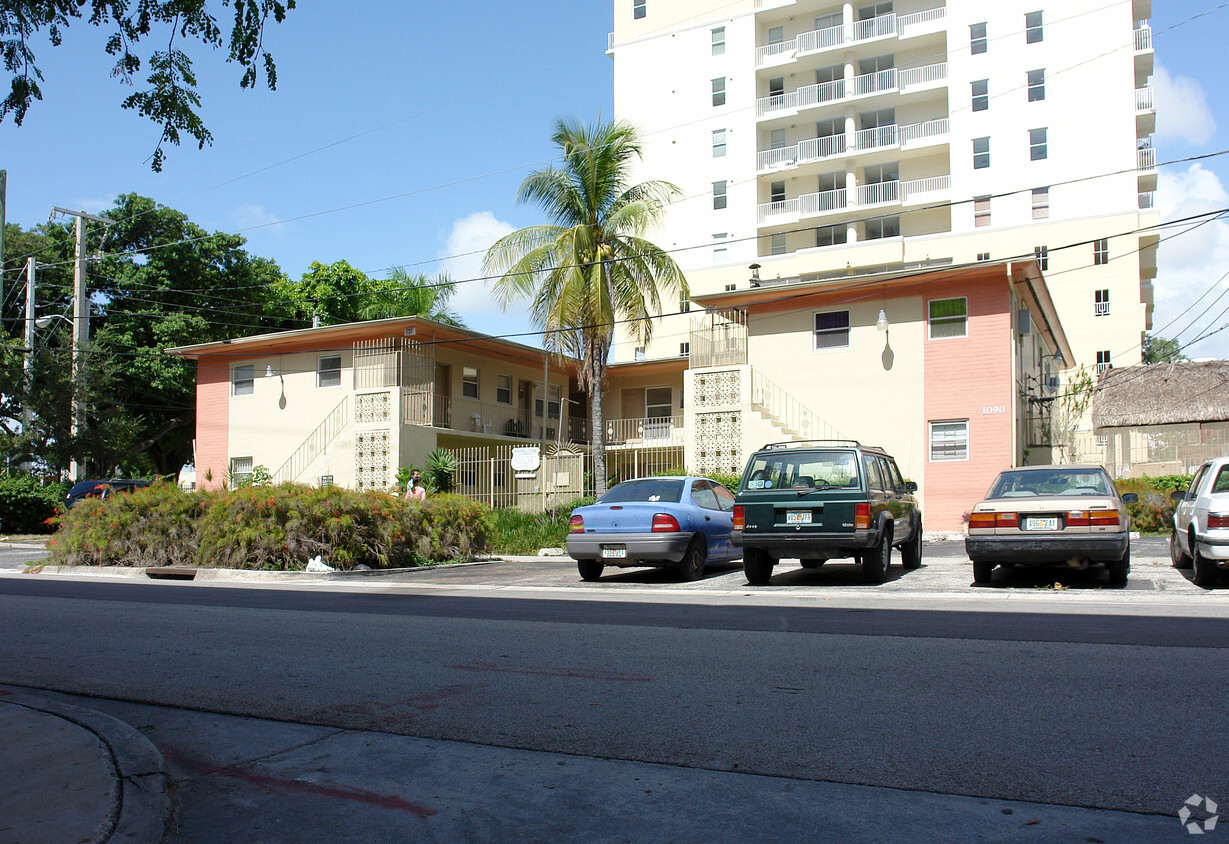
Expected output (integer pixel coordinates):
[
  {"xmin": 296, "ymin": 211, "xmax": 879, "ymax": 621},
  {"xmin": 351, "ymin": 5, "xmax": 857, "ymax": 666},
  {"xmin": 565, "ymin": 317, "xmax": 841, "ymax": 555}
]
[
  {"xmin": 732, "ymin": 440, "xmax": 922, "ymax": 585},
  {"xmin": 566, "ymin": 476, "xmax": 738, "ymax": 582},
  {"xmin": 64, "ymin": 479, "xmax": 151, "ymax": 509},
  {"xmin": 966, "ymin": 465, "xmax": 1136, "ymax": 586}
]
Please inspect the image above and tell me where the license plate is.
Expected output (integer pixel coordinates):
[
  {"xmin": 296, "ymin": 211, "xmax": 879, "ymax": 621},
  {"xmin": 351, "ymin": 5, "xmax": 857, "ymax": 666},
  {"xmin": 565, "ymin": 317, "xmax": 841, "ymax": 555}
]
[
  {"xmin": 786, "ymin": 510, "xmax": 812, "ymax": 525},
  {"xmin": 1024, "ymin": 517, "xmax": 1059, "ymax": 531},
  {"xmin": 601, "ymin": 545, "xmax": 626, "ymax": 559}
]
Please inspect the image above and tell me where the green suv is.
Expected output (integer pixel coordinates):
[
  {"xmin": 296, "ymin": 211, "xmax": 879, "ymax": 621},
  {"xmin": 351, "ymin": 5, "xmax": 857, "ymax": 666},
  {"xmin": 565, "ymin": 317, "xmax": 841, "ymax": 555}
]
[{"xmin": 732, "ymin": 440, "xmax": 922, "ymax": 584}]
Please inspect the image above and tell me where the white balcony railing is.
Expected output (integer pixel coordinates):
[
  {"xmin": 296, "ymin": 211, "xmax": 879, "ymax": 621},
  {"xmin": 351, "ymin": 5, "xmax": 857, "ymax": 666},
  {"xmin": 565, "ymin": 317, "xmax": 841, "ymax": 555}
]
[
  {"xmin": 757, "ymin": 6, "xmax": 944, "ymax": 67},
  {"xmin": 604, "ymin": 415, "xmax": 684, "ymax": 445},
  {"xmin": 758, "ymin": 176, "xmax": 949, "ymax": 223},
  {"xmin": 1136, "ymin": 86, "xmax": 1154, "ymax": 111},
  {"xmin": 1138, "ymin": 147, "xmax": 1157, "ymax": 172},
  {"xmin": 798, "ymin": 187, "xmax": 848, "ymax": 217},
  {"xmin": 852, "ymin": 67, "xmax": 897, "ymax": 96},
  {"xmin": 898, "ymin": 7, "xmax": 946, "ymax": 32},
  {"xmin": 756, "ymin": 118, "xmax": 947, "ymax": 173},
  {"xmin": 853, "ymin": 123, "xmax": 898, "ymax": 152},
  {"xmin": 858, "ymin": 180, "xmax": 899, "ymax": 206},
  {"xmin": 900, "ymin": 62, "xmax": 947, "ymax": 89},
  {"xmin": 755, "ymin": 39, "xmax": 797, "ymax": 66},
  {"xmin": 1134, "ymin": 24, "xmax": 1152, "ymax": 52},
  {"xmin": 756, "ymin": 78, "xmax": 844, "ymax": 118},
  {"xmin": 900, "ymin": 175, "xmax": 950, "ymax": 201},
  {"xmin": 1095, "ymin": 302, "xmax": 1111, "ymax": 317},
  {"xmin": 756, "ymin": 63, "xmax": 944, "ymax": 120},
  {"xmin": 796, "ymin": 23, "xmax": 843, "ymax": 55},
  {"xmin": 854, "ymin": 12, "xmax": 896, "ymax": 41},
  {"xmin": 900, "ymin": 117, "xmax": 949, "ymax": 145}
]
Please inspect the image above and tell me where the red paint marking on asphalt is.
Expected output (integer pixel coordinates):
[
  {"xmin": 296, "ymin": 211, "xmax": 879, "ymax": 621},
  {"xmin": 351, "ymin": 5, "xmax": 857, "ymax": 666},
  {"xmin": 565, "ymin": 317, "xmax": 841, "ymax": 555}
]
[
  {"xmin": 452, "ymin": 661, "xmax": 652, "ymax": 682},
  {"xmin": 0, "ymin": 690, "xmax": 11, "ymax": 697},
  {"xmin": 165, "ymin": 749, "xmax": 436, "ymax": 819}
]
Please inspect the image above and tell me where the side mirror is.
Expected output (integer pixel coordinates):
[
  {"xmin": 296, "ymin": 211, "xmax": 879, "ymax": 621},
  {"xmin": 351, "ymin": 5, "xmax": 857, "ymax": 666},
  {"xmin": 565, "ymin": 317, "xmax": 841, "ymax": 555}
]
[
  {"xmin": 1121, "ymin": 493, "xmax": 1138, "ymax": 504},
  {"xmin": 904, "ymin": 481, "xmax": 918, "ymax": 493},
  {"xmin": 1170, "ymin": 490, "xmax": 1186, "ymax": 502}
]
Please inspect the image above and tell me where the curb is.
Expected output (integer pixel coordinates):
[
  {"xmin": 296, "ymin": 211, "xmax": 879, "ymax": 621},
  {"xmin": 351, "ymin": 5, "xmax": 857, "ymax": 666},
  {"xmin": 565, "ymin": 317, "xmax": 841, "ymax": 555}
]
[{"xmin": 1, "ymin": 688, "xmax": 171, "ymax": 843}]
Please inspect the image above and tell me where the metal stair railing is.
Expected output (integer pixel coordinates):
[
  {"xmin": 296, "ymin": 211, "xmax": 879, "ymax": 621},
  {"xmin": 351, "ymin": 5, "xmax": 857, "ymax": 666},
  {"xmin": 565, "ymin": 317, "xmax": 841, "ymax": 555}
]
[
  {"xmin": 750, "ymin": 368, "xmax": 847, "ymax": 441},
  {"xmin": 272, "ymin": 395, "xmax": 349, "ymax": 484}
]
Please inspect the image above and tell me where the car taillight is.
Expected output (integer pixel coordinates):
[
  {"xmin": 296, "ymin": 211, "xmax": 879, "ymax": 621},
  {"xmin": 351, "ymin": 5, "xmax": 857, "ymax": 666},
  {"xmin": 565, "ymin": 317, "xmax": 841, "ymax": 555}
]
[
  {"xmin": 568, "ymin": 515, "xmax": 584, "ymax": 534},
  {"xmin": 733, "ymin": 505, "xmax": 744, "ymax": 531},
  {"xmin": 855, "ymin": 503, "xmax": 871, "ymax": 530},
  {"xmin": 969, "ymin": 512, "xmax": 1018, "ymax": 529},
  {"xmin": 1066, "ymin": 511, "xmax": 1089, "ymax": 527},
  {"xmin": 652, "ymin": 513, "xmax": 681, "ymax": 532},
  {"xmin": 1209, "ymin": 513, "xmax": 1229, "ymax": 529},
  {"xmin": 1089, "ymin": 509, "xmax": 1121, "ymax": 527}
]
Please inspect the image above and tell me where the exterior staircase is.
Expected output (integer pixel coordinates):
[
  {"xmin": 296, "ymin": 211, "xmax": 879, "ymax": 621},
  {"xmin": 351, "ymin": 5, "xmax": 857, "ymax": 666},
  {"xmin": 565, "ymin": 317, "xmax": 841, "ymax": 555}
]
[
  {"xmin": 749, "ymin": 368, "xmax": 847, "ymax": 442},
  {"xmin": 272, "ymin": 395, "xmax": 349, "ymax": 484}
]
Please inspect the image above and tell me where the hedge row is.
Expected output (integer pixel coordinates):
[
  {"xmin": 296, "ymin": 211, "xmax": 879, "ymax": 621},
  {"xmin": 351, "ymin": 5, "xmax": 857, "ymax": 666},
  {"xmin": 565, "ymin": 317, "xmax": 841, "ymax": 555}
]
[
  {"xmin": 0, "ymin": 476, "xmax": 69, "ymax": 535},
  {"xmin": 47, "ymin": 482, "xmax": 492, "ymax": 570}
]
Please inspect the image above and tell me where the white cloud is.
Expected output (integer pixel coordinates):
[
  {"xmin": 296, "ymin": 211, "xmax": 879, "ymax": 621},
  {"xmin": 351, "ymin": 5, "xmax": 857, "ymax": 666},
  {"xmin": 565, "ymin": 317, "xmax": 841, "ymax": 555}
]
[
  {"xmin": 1153, "ymin": 64, "xmax": 1216, "ymax": 147},
  {"xmin": 228, "ymin": 204, "xmax": 286, "ymax": 237},
  {"xmin": 1153, "ymin": 164, "xmax": 1229, "ymax": 358},
  {"xmin": 438, "ymin": 211, "xmax": 538, "ymax": 339}
]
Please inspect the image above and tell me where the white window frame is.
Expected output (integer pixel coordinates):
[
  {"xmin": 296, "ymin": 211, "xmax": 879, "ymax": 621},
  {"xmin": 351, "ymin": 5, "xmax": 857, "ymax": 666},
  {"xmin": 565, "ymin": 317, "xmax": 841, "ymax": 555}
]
[
  {"xmin": 712, "ymin": 128, "xmax": 726, "ymax": 158},
  {"xmin": 1096, "ymin": 350, "xmax": 1112, "ymax": 374},
  {"xmin": 462, "ymin": 366, "xmax": 479, "ymax": 399},
  {"xmin": 813, "ymin": 310, "xmax": 851, "ymax": 351},
  {"xmin": 496, "ymin": 373, "xmax": 512, "ymax": 405},
  {"xmin": 929, "ymin": 421, "xmax": 969, "ymax": 462},
  {"xmin": 232, "ymin": 363, "xmax": 254, "ymax": 397},
  {"xmin": 317, "ymin": 354, "xmax": 342, "ymax": 389},
  {"xmin": 1093, "ymin": 238, "xmax": 1109, "ymax": 265},
  {"xmin": 711, "ymin": 26, "xmax": 725, "ymax": 55},
  {"xmin": 1095, "ymin": 289, "xmax": 1110, "ymax": 316},
  {"xmin": 928, "ymin": 297, "xmax": 968, "ymax": 340},
  {"xmin": 229, "ymin": 456, "xmax": 254, "ymax": 485}
]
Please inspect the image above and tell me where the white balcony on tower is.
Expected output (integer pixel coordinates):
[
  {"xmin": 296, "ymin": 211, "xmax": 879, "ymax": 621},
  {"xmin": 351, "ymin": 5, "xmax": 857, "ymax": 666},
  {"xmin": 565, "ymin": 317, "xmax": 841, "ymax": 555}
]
[
  {"xmin": 756, "ymin": 62, "xmax": 946, "ymax": 121},
  {"xmin": 757, "ymin": 175, "xmax": 950, "ymax": 225},
  {"xmin": 754, "ymin": 7, "xmax": 946, "ymax": 68}
]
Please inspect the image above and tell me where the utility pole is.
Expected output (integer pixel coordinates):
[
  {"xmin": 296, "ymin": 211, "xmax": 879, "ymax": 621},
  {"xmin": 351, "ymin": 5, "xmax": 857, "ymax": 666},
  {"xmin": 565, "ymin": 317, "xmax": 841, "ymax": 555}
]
[
  {"xmin": 23, "ymin": 258, "xmax": 35, "ymax": 384},
  {"xmin": 1, "ymin": 170, "xmax": 7, "ymax": 314}
]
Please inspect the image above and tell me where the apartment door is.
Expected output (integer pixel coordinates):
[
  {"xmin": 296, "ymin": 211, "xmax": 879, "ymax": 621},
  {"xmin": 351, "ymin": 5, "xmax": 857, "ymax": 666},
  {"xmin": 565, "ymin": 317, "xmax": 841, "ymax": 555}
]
[
  {"xmin": 517, "ymin": 379, "xmax": 534, "ymax": 438},
  {"xmin": 434, "ymin": 364, "xmax": 451, "ymax": 428},
  {"xmin": 645, "ymin": 387, "xmax": 673, "ymax": 440}
]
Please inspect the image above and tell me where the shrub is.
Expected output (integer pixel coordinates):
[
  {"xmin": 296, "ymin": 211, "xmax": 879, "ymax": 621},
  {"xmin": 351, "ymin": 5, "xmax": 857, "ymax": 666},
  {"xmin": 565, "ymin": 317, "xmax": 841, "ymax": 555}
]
[
  {"xmin": 50, "ymin": 481, "xmax": 201, "ymax": 566},
  {"xmin": 488, "ymin": 495, "xmax": 596, "ymax": 554},
  {"xmin": 1115, "ymin": 475, "xmax": 1189, "ymax": 536},
  {"xmin": 0, "ymin": 475, "xmax": 67, "ymax": 534}
]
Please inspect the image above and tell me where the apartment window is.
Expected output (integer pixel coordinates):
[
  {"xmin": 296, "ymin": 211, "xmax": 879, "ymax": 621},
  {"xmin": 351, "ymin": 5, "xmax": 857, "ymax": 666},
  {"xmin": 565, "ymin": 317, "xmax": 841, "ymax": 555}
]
[
  {"xmin": 711, "ymin": 77, "xmax": 726, "ymax": 106},
  {"xmin": 724, "ymin": 283, "xmax": 737, "ymax": 291},
  {"xmin": 973, "ymin": 136, "xmax": 990, "ymax": 169},
  {"xmin": 680, "ymin": 342, "xmax": 690, "ymax": 357},
  {"xmin": 864, "ymin": 215, "xmax": 900, "ymax": 240},
  {"xmin": 929, "ymin": 297, "xmax": 968, "ymax": 339},
  {"xmin": 712, "ymin": 128, "xmax": 726, "ymax": 157},
  {"xmin": 229, "ymin": 457, "xmax": 253, "ymax": 486},
  {"xmin": 768, "ymin": 25, "xmax": 783, "ymax": 44},
  {"xmin": 1095, "ymin": 289, "xmax": 1111, "ymax": 316},
  {"xmin": 974, "ymin": 195, "xmax": 991, "ymax": 227},
  {"xmin": 930, "ymin": 421, "xmax": 969, "ymax": 461},
  {"xmin": 1027, "ymin": 69, "xmax": 1045, "ymax": 102},
  {"xmin": 977, "ymin": 252, "xmax": 991, "ymax": 261},
  {"xmin": 770, "ymin": 180, "xmax": 785, "ymax": 203},
  {"xmin": 970, "ymin": 22, "xmax": 987, "ymax": 54},
  {"xmin": 814, "ymin": 310, "xmax": 851, "ymax": 350},
  {"xmin": 633, "ymin": 0, "xmax": 646, "ymax": 19},
  {"xmin": 634, "ymin": 346, "xmax": 646, "ymax": 360},
  {"xmin": 713, "ymin": 180, "xmax": 728, "ymax": 210},
  {"xmin": 1030, "ymin": 127, "xmax": 1048, "ymax": 161},
  {"xmin": 1096, "ymin": 350, "xmax": 1112, "ymax": 373},
  {"xmin": 317, "ymin": 355, "xmax": 341, "ymax": 388},
  {"xmin": 1032, "ymin": 187, "xmax": 1050, "ymax": 219},
  {"xmin": 971, "ymin": 79, "xmax": 988, "ymax": 111},
  {"xmin": 769, "ymin": 127, "xmax": 787, "ymax": 149},
  {"xmin": 816, "ymin": 223, "xmax": 848, "ymax": 248},
  {"xmin": 711, "ymin": 26, "xmax": 725, "ymax": 55},
  {"xmin": 232, "ymin": 364, "xmax": 254, "ymax": 397},
  {"xmin": 496, "ymin": 374, "xmax": 512, "ymax": 404},
  {"xmin": 462, "ymin": 366, "xmax": 479, "ymax": 399},
  {"xmin": 766, "ymin": 232, "xmax": 786, "ymax": 255},
  {"xmin": 679, "ymin": 294, "xmax": 690, "ymax": 313},
  {"xmin": 713, "ymin": 233, "xmax": 728, "ymax": 262},
  {"xmin": 1093, "ymin": 238, "xmax": 1109, "ymax": 265},
  {"xmin": 1035, "ymin": 246, "xmax": 1049, "ymax": 270},
  {"xmin": 1025, "ymin": 11, "xmax": 1043, "ymax": 43}
]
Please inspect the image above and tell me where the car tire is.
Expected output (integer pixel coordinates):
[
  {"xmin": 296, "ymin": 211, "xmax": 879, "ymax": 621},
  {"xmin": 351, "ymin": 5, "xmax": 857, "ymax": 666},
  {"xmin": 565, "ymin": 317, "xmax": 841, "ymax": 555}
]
[
  {"xmin": 1107, "ymin": 548, "xmax": 1129, "ymax": 587},
  {"xmin": 972, "ymin": 560, "xmax": 994, "ymax": 584},
  {"xmin": 800, "ymin": 557, "xmax": 827, "ymax": 569},
  {"xmin": 1192, "ymin": 536, "xmax": 1218, "ymax": 588},
  {"xmin": 577, "ymin": 559, "xmax": 604, "ymax": 582},
  {"xmin": 1171, "ymin": 529, "xmax": 1193, "ymax": 568},
  {"xmin": 900, "ymin": 517, "xmax": 922, "ymax": 570},
  {"xmin": 678, "ymin": 538, "xmax": 706, "ymax": 582},
  {"xmin": 743, "ymin": 548, "xmax": 774, "ymax": 585},
  {"xmin": 860, "ymin": 528, "xmax": 891, "ymax": 583}
]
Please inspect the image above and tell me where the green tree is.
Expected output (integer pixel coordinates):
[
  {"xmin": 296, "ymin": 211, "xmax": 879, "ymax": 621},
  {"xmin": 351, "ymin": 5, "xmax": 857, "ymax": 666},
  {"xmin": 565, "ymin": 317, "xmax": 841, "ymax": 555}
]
[
  {"xmin": 483, "ymin": 117, "xmax": 687, "ymax": 496},
  {"xmin": 275, "ymin": 261, "xmax": 465, "ymax": 327},
  {"xmin": 1, "ymin": 0, "xmax": 297, "ymax": 170},
  {"xmin": 357, "ymin": 267, "xmax": 464, "ymax": 327},
  {"xmin": 1142, "ymin": 333, "xmax": 1186, "ymax": 364}
]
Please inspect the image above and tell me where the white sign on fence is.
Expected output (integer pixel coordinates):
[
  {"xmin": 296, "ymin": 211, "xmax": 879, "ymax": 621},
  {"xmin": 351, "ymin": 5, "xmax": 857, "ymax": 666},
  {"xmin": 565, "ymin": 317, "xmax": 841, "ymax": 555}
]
[{"xmin": 511, "ymin": 446, "xmax": 541, "ymax": 479}]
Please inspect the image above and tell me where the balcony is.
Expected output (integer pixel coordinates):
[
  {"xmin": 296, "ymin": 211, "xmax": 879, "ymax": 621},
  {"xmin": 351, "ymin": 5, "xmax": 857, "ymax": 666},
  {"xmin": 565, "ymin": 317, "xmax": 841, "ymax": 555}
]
[
  {"xmin": 754, "ymin": 7, "xmax": 946, "ymax": 68},
  {"xmin": 1136, "ymin": 85, "xmax": 1155, "ymax": 135},
  {"xmin": 1137, "ymin": 147, "xmax": 1157, "ymax": 173},
  {"xmin": 756, "ymin": 63, "xmax": 947, "ymax": 120},
  {"xmin": 757, "ymin": 119, "xmax": 948, "ymax": 174},
  {"xmin": 1095, "ymin": 301, "xmax": 1111, "ymax": 317},
  {"xmin": 1139, "ymin": 191, "xmax": 1155, "ymax": 209},
  {"xmin": 603, "ymin": 415, "xmax": 685, "ymax": 446},
  {"xmin": 757, "ymin": 175, "xmax": 950, "ymax": 224},
  {"xmin": 402, "ymin": 391, "xmax": 580, "ymax": 442},
  {"xmin": 1135, "ymin": 86, "xmax": 1153, "ymax": 111},
  {"xmin": 1134, "ymin": 24, "xmax": 1152, "ymax": 52}
]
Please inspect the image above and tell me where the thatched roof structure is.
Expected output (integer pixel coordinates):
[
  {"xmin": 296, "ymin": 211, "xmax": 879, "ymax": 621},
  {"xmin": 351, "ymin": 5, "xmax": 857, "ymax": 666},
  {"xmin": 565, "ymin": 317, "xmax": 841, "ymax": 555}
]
[{"xmin": 1092, "ymin": 361, "xmax": 1229, "ymax": 428}]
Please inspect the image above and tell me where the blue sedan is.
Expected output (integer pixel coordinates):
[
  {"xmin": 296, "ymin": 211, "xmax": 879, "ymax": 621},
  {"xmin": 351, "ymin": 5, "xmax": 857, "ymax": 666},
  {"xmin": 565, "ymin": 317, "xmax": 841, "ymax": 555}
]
[{"xmin": 566, "ymin": 476, "xmax": 740, "ymax": 582}]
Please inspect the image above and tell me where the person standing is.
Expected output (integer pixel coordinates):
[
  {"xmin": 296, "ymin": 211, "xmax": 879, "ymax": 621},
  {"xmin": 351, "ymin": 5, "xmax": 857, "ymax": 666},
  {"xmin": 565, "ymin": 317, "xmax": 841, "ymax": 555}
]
[{"xmin": 405, "ymin": 468, "xmax": 427, "ymax": 502}]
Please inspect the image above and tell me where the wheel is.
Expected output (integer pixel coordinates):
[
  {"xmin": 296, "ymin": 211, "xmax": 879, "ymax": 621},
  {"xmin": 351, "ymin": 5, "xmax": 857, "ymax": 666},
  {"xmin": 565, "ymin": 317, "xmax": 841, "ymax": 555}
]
[
  {"xmin": 900, "ymin": 517, "xmax": 922, "ymax": 570},
  {"xmin": 678, "ymin": 538, "xmax": 706, "ymax": 582},
  {"xmin": 1192, "ymin": 536, "xmax": 1218, "ymax": 588},
  {"xmin": 1171, "ymin": 529, "xmax": 1192, "ymax": 568},
  {"xmin": 860, "ymin": 528, "xmax": 891, "ymax": 583},
  {"xmin": 972, "ymin": 560, "xmax": 994, "ymax": 584},
  {"xmin": 743, "ymin": 548, "xmax": 774, "ymax": 585},
  {"xmin": 1107, "ymin": 548, "xmax": 1129, "ymax": 587},
  {"xmin": 800, "ymin": 557, "xmax": 827, "ymax": 569},
  {"xmin": 577, "ymin": 559, "xmax": 604, "ymax": 581}
]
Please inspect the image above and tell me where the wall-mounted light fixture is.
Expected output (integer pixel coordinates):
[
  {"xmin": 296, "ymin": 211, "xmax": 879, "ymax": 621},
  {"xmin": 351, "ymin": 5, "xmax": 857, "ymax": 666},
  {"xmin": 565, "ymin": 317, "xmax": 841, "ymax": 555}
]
[{"xmin": 876, "ymin": 309, "xmax": 889, "ymax": 334}]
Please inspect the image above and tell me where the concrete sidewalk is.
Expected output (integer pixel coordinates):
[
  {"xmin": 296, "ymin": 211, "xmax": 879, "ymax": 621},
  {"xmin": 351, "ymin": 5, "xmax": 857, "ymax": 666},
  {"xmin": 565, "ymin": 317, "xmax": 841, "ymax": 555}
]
[{"xmin": 0, "ymin": 688, "xmax": 169, "ymax": 844}]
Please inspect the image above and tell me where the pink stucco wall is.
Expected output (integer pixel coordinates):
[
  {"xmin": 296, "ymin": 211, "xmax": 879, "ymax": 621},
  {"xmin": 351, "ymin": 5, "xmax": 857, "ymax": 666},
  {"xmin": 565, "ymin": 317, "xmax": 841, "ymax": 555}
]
[{"xmin": 195, "ymin": 356, "xmax": 229, "ymax": 491}]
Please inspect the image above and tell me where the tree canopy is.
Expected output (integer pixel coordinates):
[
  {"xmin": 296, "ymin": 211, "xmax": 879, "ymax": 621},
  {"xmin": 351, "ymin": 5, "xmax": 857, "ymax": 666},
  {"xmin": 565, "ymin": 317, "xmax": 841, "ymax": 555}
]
[
  {"xmin": 1142, "ymin": 333, "xmax": 1186, "ymax": 365},
  {"xmin": 1, "ymin": 0, "xmax": 297, "ymax": 170}
]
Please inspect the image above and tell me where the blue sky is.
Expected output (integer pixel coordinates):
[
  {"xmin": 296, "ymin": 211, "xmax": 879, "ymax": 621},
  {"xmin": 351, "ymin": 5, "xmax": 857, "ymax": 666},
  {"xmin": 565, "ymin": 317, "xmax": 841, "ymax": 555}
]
[{"xmin": 2, "ymin": 1, "xmax": 1228, "ymax": 358}]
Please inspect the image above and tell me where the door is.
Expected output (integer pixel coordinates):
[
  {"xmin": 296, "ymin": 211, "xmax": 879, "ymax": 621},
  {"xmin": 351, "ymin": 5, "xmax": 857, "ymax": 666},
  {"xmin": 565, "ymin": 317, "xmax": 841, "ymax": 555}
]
[
  {"xmin": 645, "ymin": 386, "xmax": 672, "ymax": 440},
  {"xmin": 690, "ymin": 480, "xmax": 733, "ymax": 561},
  {"xmin": 433, "ymin": 364, "xmax": 451, "ymax": 428}
]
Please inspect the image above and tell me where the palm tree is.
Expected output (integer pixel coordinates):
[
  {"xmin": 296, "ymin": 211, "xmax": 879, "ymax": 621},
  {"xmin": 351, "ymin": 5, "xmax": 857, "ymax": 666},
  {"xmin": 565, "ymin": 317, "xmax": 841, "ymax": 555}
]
[
  {"xmin": 483, "ymin": 117, "xmax": 686, "ymax": 495},
  {"xmin": 358, "ymin": 267, "xmax": 464, "ymax": 326}
]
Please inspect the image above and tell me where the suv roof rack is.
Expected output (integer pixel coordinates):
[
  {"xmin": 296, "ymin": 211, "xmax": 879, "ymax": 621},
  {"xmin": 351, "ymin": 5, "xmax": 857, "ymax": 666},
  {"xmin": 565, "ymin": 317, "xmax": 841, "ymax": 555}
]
[{"xmin": 760, "ymin": 439, "xmax": 862, "ymax": 450}]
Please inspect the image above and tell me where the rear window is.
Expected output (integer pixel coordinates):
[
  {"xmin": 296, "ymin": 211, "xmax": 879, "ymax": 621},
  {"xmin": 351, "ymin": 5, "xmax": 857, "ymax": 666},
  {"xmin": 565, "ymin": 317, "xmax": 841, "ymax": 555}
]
[
  {"xmin": 599, "ymin": 479, "xmax": 684, "ymax": 504},
  {"xmin": 1213, "ymin": 466, "xmax": 1229, "ymax": 494},
  {"xmin": 988, "ymin": 469, "xmax": 1110, "ymax": 498},
  {"xmin": 742, "ymin": 451, "xmax": 860, "ymax": 491}
]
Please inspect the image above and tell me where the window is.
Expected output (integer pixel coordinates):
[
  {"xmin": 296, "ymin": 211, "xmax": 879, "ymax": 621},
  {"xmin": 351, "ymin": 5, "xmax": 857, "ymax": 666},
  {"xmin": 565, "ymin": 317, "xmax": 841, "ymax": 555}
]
[
  {"xmin": 768, "ymin": 76, "xmax": 784, "ymax": 101},
  {"xmin": 690, "ymin": 480, "xmax": 721, "ymax": 511},
  {"xmin": 535, "ymin": 384, "xmax": 562, "ymax": 420},
  {"xmin": 770, "ymin": 180, "xmax": 785, "ymax": 203},
  {"xmin": 496, "ymin": 374, "xmax": 512, "ymax": 404},
  {"xmin": 1028, "ymin": 69, "xmax": 1045, "ymax": 101},
  {"xmin": 767, "ymin": 25, "xmax": 783, "ymax": 44},
  {"xmin": 1029, "ymin": 127, "xmax": 1047, "ymax": 160},
  {"xmin": 724, "ymin": 283, "xmax": 737, "ymax": 291},
  {"xmin": 1032, "ymin": 187, "xmax": 1049, "ymax": 219},
  {"xmin": 971, "ymin": 79, "xmax": 988, "ymax": 111},
  {"xmin": 633, "ymin": 0, "xmax": 645, "ymax": 19},
  {"xmin": 974, "ymin": 195, "xmax": 991, "ymax": 227},
  {"xmin": 713, "ymin": 180, "xmax": 727, "ymax": 210},
  {"xmin": 317, "ymin": 355, "xmax": 341, "ymax": 388},
  {"xmin": 713, "ymin": 233, "xmax": 728, "ymax": 262},
  {"xmin": 232, "ymin": 364, "xmax": 254, "ymax": 396},
  {"xmin": 816, "ymin": 223, "xmax": 847, "ymax": 247},
  {"xmin": 1035, "ymin": 245, "xmax": 1048, "ymax": 271},
  {"xmin": 930, "ymin": 421, "xmax": 969, "ymax": 461},
  {"xmin": 1096, "ymin": 350, "xmax": 1112, "ymax": 374},
  {"xmin": 769, "ymin": 127, "xmax": 786, "ymax": 149},
  {"xmin": 711, "ymin": 26, "xmax": 725, "ymax": 55},
  {"xmin": 229, "ymin": 457, "xmax": 253, "ymax": 485},
  {"xmin": 634, "ymin": 346, "xmax": 646, "ymax": 360},
  {"xmin": 680, "ymin": 342, "xmax": 690, "ymax": 357},
  {"xmin": 712, "ymin": 77, "xmax": 726, "ymax": 106},
  {"xmin": 973, "ymin": 136, "xmax": 990, "ymax": 169},
  {"xmin": 679, "ymin": 294, "xmax": 690, "ymax": 313},
  {"xmin": 1095, "ymin": 289, "xmax": 1110, "ymax": 316},
  {"xmin": 813, "ymin": 310, "xmax": 850, "ymax": 350},
  {"xmin": 1025, "ymin": 11, "xmax": 1043, "ymax": 43},
  {"xmin": 1093, "ymin": 238, "xmax": 1109, "ymax": 265},
  {"xmin": 462, "ymin": 366, "xmax": 479, "ymax": 399},
  {"xmin": 929, "ymin": 297, "xmax": 968, "ymax": 339},
  {"xmin": 770, "ymin": 233, "xmax": 786, "ymax": 255},
  {"xmin": 970, "ymin": 22, "xmax": 987, "ymax": 54},
  {"xmin": 864, "ymin": 215, "xmax": 900, "ymax": 240},
  {"xmin": 712, "ymin": 128, "xmax": 726, "ymax": 157},
  {"xmin": 977, "ymin": 251, "xmax": 990, "ymax": 261}
]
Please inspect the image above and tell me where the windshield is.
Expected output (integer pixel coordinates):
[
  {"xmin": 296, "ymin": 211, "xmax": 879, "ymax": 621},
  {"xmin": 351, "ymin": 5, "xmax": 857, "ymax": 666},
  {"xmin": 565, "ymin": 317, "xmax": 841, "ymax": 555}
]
[
  {"xmin": 599, "ymin": 479, "xmax": 685, "ymax": 504},
  {"xmin": 988, "ymin": 469, "xmax": 1111, "ymax": 498},
  {"xmin": 742, "ymin": 451, "xmax": 860, "ymax": 491}
]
